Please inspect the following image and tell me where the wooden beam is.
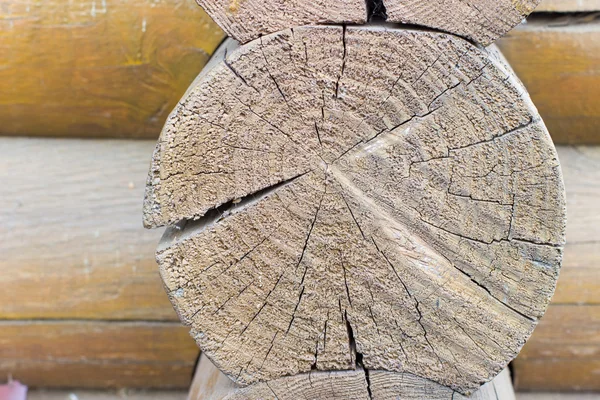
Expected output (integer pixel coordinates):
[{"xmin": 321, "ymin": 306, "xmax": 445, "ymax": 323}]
[
  {"xmin": 146, "ymin": 26, "xmax": 565, "ymax": 394},
  {"xmin": 0, "ymin": 138, "xmax": 174, "ymax": 320},
  {"xmin": 0, "ymin": 0, "xmax": 225, "ymax": 138},
  {"xmin": 497, "ymin": 15, "xmax": 600, "ymax": 144},
  {"xmin": 0, "ymin": 321, "xmax": 199, "ymax": 389}
]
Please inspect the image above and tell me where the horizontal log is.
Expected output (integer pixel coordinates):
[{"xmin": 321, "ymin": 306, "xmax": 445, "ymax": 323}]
[
  {"xmin": 0, "ymin": 138, "xmax": 174, "ymax": 320},
  {"xmin": 537, "ymin": 0, "xmax": 600, "ymax": 11},
  {"xmin": 513, "ymin": 358, "xmax": 600, "ymax": 392},
  {"xmin": 517, "ymin": 305, "xmax": 600, "ymax": 360},
  {"xmin": 0, "ymin": 0, "xmax": 225, "ymax": 138},
  {"xmin": 1, "ymin": 139, "xmax": 596, "ymax": 391},
  {"xmin": 1, "ymin": 141, "xmax": 596, "ymax": 317},
  {"xmin": 497, "ymin": 15, "xmax": 600, "ymax": 144},
  {"xmin": 1, "ymin": 5, "xmax": 597, "ymax": 145},
  {"xmin": 0, "ymin": 321, "xmax": 199, "ymax": 389}
]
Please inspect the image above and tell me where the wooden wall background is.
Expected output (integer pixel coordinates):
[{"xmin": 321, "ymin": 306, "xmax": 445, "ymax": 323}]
[{"xmin": 0, "ymin": 0, "xmax": 598, "ymax": 391}]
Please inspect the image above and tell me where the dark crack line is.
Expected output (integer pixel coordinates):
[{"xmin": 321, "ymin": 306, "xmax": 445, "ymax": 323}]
[
  {"xmin": 299, "ymin": 191, "xmax": 326, "ymax": 285},
  {"xmin": 240, "ymin": 272, "xmax": 285, "ymax": 336},
  {"xmin": 341, "ymin": 193, "xmax": 367, "ymax": 240},
  {"xmin": 373, "ymin": 238, "xmax": 444, "ymax": 364},
  {"xmin": 342, "ymin": 257, "xmax": 353, "ymax": 307},
  {"xmin": 160, "ymin": 172, "xmax": 309, "ymax": 252},
  {"xmin": 223, "ymin": 48, "xmax": 259, "ymax": 93},
  {"xmin": 346, "ymin": 315, "xmax": 373, "ymax": 399},
  {"xmin": 265, "ymin": 382, "xmax": 281, "ymax": 400},
  {"xmin": 286, "ymin": 286, "xmax": 305, "ymax": 334},
  {"xmin": 335, "ymin": 25, "xmax": 347, "ymax": 99}
]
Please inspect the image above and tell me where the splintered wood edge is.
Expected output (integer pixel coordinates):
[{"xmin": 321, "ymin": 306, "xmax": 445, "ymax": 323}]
[
  {"xmin": 144, "ymin": 25, "xmax": 566, "ymax": 394},
  {"xmin": 195, "ymin": 0, "xmax": 541, "ymax": 45},
  {"xmin": 190, "ymin": 353, "xmax": 516, "ymax": 400}
]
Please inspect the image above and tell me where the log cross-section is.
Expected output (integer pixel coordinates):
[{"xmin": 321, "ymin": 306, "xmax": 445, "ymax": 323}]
[
  {"xmin": 195, "ymin": 0, "xmax": 541, "ymax": 45},
  {"xmin": 143, "ymin": 25, "xmax": 566, "ymax": 395}
]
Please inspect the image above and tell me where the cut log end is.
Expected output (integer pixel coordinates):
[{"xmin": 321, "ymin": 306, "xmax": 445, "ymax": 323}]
[
  {"xmin": 190, "ymin": 353, "xmax": 517, "ymax": 400},
  {"xmin": 195, "ymin": 0, "xmax": 541, "ymax": 45},
  {"xmin": 144, "ymin": 25, "xmax": 565, "ymax": 394}
]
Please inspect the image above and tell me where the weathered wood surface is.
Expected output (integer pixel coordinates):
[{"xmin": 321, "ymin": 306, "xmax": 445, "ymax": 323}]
[
  {"xmin": 512, "ymin": 146, "xmax": 600, "ymax": 392},
  {"xmin": 0, "ymin": 321, "xmax": 199, "ymax": 389},
  {"xmin": 197, "ymin": 0, "xmax": 540, "ymax": 45},
  {"xmin": 497, "ymin": 14, "xmax": 600, "ymax": 144},
  {"xmin": 537, "ymin": 0, "xmax": 600, "ymax": 11},
  {"xmin": 189, "ymin": 353, "xmax": 516, "ymax": 400},
  {"xmin": 0, "ymin": 0, "xmax": 225, "ymax": 138},
  {"xmin": 145, "ymin": 26, "xmax": 565, "ymax": 394},
  {"xmin": 0, "ymin": 138, "xmax": 174, "ymax": 320}
]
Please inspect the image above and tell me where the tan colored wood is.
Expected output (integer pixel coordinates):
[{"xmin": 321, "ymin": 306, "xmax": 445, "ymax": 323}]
[
  {"xmin": 0, "ymin": 0, "xmax": 225, "ymax": 138},
  {"xmin": 536, "ymin": 0, "xmax": 600, "ymax": 11},
  {"xmin": 189, "ymin": 353, "xmax": 516, "ymax": 399},
  {"xmin": 497, "ymin": 15, "xmax": 600, "ymax": 144},
  {"xmin": 513, "ymin": 305, "xmax": 600, "ymax": 391},
  {"xmin": 516, "ymin": 305, "xmax": 600, "ymax": 359},
  {"xmin": 513, "ymin": 359, "xmax": 600, "ymax": 392},
  {"xmin": 0, "ymin": 138, "xmax": 175, "ymax": 320},
  {"xmin": 145, "ymin": 25, "xmax": 565, "ymax": 394},
  {"xmin": 0, "ymin": 321, "xmax": 199, "ymax": 389},
  {"xmin": 197, "ymin": 0, "xmax": 540, "ymax": 45}
]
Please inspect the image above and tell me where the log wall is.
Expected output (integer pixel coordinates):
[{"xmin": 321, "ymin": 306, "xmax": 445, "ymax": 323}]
[
  {"xmin": 0, "ymin": 138, "xmax": 199, "ymax": 388},
  {"xmin": 0, "ymin": 0, "xmax": 598, "ymax": 392},
  {"xmin": 0, "ymin": 0, "xmax": 598, "ymax": 144}
]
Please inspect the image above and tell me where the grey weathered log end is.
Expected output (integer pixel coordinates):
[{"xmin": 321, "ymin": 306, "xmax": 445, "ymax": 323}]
[
  {"xmin": 195, "ymin": 0, "xmax": 541, "ymax": 45},
  {"xmin": 143, "ymin": 24, "xmax": 565, "ymax": 398}
]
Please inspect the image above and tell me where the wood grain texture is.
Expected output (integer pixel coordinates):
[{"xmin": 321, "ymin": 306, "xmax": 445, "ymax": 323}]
[
  {"xmin": 497, "ymin": 14, "xmax": 600, "ymax": 144},
  {"xmin": 145, "ymin": 26, "xmax": 565, "ymax": 394},
  {"xmin": 197, "ymin": 0, "xmax": 540, "ymax": 45},
  {"xmin": 383, "ymin": 0, "xmax": 541, "ymax": 46},
  {"xmin": 536, "ymin": 0, "xmax": 600, "ymax": 11},
  {"xmin": 189, "ymin": 353, "xmax": 516, "ymax": 400},
  {"xmin": 0, "ymin": 0, "xmax": 225, "ymax": 138},
  {"xmin": 0, "ymin": 321, "xmax": 199, "ymax": 389},
  {"xmin": 0, "ymin": 138, "xmax": 175, "ymax": 320}
]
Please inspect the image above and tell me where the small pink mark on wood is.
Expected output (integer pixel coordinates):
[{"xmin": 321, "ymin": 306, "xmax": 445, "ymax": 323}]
[{"xmin": 0, "ymin": 381, "xmax": 27, "ymax": 400}]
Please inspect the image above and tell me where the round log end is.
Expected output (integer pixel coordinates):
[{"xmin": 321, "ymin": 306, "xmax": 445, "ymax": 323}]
[{"xmin": 144, "ymin": 25, "xmax": 565, "ymax": 394}]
